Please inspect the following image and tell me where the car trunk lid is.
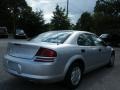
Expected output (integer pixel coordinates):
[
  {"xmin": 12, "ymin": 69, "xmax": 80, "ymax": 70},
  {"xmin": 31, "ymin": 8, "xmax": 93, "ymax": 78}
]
[{"xmin": 7, "ymin": 42, "xmax": 40, "ymax": 59}]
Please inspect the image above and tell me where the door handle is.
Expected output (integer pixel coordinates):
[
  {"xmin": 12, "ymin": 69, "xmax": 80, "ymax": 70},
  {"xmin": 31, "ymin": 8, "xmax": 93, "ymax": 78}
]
[{"xmin": 81, "ymin": 49, "xmax": 85, "ymax": 53}]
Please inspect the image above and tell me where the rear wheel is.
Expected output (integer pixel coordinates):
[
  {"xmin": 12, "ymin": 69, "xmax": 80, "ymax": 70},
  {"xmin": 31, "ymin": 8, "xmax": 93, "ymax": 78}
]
[{"xmin": 65, "ymin": 63, "xmax": 82, "ymax": 89}]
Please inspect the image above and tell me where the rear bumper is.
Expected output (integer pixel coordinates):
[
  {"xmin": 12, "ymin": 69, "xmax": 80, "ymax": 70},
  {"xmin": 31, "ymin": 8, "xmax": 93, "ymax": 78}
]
[
  {"xmin": 14, "ymin": 35, "xmax": 27, "ymax": 39},
  {"xmin": 7, "ymin": 69, "xmax": 63, "ymax": 83},
  {"xmin": 0, "ymin": 34, "xmax": 8, "ymax": 38},
  {"xmin": 4, "ymin": 55, "xmax": 64, "ymax": 83}
]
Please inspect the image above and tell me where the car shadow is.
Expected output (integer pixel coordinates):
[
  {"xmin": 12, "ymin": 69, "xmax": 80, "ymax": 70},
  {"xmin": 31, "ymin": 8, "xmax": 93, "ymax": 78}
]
[
  {"xmin": 77, "ymin": 66, "xmax": 115, "ymax": 90},
  {"xmin": 0, "ymin": 77, "xmax": 68, "ymax": 90}
]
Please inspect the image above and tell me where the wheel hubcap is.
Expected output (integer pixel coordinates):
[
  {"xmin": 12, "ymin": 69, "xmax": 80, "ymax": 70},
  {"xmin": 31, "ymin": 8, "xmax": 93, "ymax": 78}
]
[{"xmin": 71, "ymin": 67, "xmax": 81, "ymax": 85}]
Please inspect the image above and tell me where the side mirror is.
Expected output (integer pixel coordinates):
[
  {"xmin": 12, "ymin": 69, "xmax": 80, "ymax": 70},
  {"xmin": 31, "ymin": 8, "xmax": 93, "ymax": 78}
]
[{"xmin": 98, "ymin": 37, "xmax": 108, "ymax": 47}]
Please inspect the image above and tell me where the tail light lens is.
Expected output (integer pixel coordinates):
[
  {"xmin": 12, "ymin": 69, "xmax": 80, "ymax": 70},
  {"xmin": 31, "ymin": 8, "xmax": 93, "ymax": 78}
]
[
  {"xmin": 34, "ymin": 47, "xmax": 57, "ymax": 62},
  {"xmin": 35, "ymin": 48, "xmax": 57, "ymax": 57}
]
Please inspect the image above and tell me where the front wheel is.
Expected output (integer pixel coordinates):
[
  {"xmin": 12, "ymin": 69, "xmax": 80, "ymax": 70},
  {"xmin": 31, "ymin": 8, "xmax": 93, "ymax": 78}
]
[
  {"xmin": 108, "ymin": 55, "xmax": 115, "ymax": 67},
  {"xmin": 64, "ymin": 63, "xmax": 82, "ymax": 89}
]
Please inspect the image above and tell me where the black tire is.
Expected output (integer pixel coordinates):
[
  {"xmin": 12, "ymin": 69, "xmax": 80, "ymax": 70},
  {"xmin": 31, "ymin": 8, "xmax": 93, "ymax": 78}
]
[
  {"xmin": 64, "ymin": 63, "xmax": 82, "ymax": 89},
  {"xmin": 107, "ymin": 54, "xmax": 115, "ymax": 67}
]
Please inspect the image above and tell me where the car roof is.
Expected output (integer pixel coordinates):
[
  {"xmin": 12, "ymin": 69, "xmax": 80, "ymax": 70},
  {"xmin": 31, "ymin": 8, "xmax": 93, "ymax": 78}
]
[{"xmin": 47, "ymin": 30, "xmax": 93, "ymax": 34}]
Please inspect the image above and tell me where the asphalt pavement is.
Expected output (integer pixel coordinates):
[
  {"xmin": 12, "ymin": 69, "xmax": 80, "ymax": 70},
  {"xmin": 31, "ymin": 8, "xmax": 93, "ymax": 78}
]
[{"xmin": 0, "ymin": 39, "xmax": 120, "ymax": 90}]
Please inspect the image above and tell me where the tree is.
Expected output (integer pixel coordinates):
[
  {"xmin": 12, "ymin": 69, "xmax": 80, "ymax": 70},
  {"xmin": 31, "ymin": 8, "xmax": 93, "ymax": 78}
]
[
  {"xmin": 94, "ymin": 0, "xmax": 120, "ymax": 34},
  {"xmin": 75, "ymin": 12, "xmax": 94, "ymax": 32},
  {"xmin": 92, "ymin": 12, "xmax": 106, "ymax": 34},
  {"xmin": 0, "ymin": 0, "xmax": 13, "ymax": 33},
  {"xmin": 94, "ymin": 0, "xmax": 120, "ymax": 17},
  {"xmin": 0, "ymin": 0, "xmax": 29, "ymax": 33},
  {"xmin": 0, "ymin": 0, "xmax": 46, "ymax": 37},
  {"xmin": 19, "ymin": 10, "xmax": 46, "ymax": 37},
  {"xmin": 51, "ymin": 5, "xmax": 71, "ymax": 30}
]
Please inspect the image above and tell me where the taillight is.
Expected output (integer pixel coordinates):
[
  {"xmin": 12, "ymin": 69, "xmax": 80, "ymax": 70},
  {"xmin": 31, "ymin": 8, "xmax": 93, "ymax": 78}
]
[
  {"xmin": 35, "ymin": 48, "xmax": 57, "ymax": 57},
  {"xmin": 34, "ymin": 47, "xmax": 57, "ymax": 62}
]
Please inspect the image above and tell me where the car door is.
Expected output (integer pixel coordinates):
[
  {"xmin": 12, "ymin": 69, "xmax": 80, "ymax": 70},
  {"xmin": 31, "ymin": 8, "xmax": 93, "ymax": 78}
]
[
  {"xmin": 77, "ymin": 33, "xmax": 102, "ymax": 70},
  {"xmin": 91, "ymin": 35, "xmax": 111, "ymax": 65}
]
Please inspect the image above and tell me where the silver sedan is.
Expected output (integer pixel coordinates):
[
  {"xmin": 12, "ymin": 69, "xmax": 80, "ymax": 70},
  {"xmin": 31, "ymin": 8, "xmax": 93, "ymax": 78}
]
[{"xmin": 3, "ymin": 30, "xmax": 115, "ymax": 89}]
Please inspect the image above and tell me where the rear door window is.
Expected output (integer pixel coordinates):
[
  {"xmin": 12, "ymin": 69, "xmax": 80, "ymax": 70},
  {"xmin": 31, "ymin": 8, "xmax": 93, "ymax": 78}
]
[{"xmin": 77, "ymin": 34, "xmax": 94, "ymax": 46}]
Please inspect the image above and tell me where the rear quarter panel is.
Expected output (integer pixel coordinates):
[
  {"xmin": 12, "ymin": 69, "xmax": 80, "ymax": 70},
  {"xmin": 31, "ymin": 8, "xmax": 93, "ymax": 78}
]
[{"xmin": 54, "ymin": 44, "xmax": 86, "ymax": 76}]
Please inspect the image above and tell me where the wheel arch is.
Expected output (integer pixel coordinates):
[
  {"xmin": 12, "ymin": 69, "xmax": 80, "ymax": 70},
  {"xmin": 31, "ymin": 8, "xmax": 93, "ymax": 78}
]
[
  {"xmin": 64, "ymin": 55, "xmax": 86, "ymax": 77},
  {"xmin": 112, "ymin": 50, "xmax": 115, "ymax": 55}
]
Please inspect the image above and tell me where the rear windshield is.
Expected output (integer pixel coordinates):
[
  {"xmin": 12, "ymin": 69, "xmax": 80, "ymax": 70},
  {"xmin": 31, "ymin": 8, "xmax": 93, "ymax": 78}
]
[
  {"xmin": 31, "ymin": 31, "xmax": 72, "ymax": 44},
  {"xmin": 16, "ymin": 29, "xmax": 25, "ymax": 34}
]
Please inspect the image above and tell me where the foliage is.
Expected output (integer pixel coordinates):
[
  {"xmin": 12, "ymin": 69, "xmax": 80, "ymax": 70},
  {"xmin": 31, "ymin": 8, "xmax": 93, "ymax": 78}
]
[
  {"xmin": 75, "ymin": 0, "xmax": 120, "ymax": 34},
  {"xmin": 18, "ymin": 9, "xmax": 45, "ymax": 37},
  {"xmin": 51, "ymin": 5, "xmax": 71, "ymax": 30},
  {"xmin": 75, "ymin": 12, "xmax": 94, "ymax": 32},
  {"xmin": 1, "ymin": 0, "xmax": 120, "ymax": 37},
  {"xmin": 94, "ymin": 0, "xmax": 120, "ymax": 17},
  {"xmin": 94, "ymin": 0, "xmax": 120, "ymax": 34},
  {"xmin": 0, "ymin": 0, "xmax": 28, "ymax": 33},
  {"xmin": 0, "ymin": 0, "xmax": 46, "ymax": 37}
]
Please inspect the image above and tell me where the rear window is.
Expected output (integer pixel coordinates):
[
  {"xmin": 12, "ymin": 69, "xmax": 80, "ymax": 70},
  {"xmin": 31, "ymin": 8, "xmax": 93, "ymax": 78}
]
[
  {"xmin": 31, "ymin": 31, "xmax": 72, "ymax": 44},
  {"xmin": 16, "ymin": 29, "xmax": 25, "ymax": 34}
]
